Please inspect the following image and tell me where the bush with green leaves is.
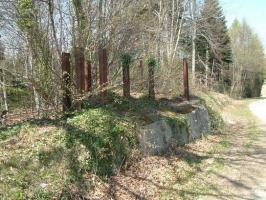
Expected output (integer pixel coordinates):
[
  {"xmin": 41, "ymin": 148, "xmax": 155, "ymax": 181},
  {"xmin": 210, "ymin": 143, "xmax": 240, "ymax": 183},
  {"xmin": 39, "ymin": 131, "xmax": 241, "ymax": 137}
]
[
  {"xmin": 146, "ymin": 57, "xmax": 156, "ymax": 68},
  {"xmin": 65, "ymin": 107, "xmax": 137, "ymax": 177},
  {"xmin": 199, "ymin": 95, "xmax": 225, "ymax": 134},
  {"xmin": 120, "ymin": 53, "xmax": 133, "ymax": 68}
]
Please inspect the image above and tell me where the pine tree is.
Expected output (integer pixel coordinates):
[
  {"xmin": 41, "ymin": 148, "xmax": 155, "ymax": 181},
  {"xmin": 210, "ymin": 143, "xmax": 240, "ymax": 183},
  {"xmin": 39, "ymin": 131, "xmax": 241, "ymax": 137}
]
[{"xmin": 197, "ymin": 0, "xmax": 232, "ymax": 82}]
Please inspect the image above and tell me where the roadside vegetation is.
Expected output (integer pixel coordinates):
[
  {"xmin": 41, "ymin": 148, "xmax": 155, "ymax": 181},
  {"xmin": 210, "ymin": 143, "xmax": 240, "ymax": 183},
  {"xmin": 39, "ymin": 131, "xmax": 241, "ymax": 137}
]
[
  {"xmin": 0, "ymin": 90, "xmax": 232, "ymax": 199},
  {"xmin": 0, "ymin": 0, "xmax": 265, "ymax": 199}
]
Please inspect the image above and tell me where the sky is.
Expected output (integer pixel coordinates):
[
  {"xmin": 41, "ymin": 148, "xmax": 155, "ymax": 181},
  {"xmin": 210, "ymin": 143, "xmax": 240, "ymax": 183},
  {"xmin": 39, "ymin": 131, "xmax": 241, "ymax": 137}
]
[{"xmin": 220, "ymin": 0, "xmax": 266, "ymax": 51}]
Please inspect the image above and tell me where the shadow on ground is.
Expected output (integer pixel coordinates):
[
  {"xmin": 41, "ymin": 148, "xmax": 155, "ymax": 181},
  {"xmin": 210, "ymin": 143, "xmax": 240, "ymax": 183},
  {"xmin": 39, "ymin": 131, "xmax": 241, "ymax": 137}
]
[{"xmin": 1, "ymin": 94, "xmax": 265, "ymax": 199}]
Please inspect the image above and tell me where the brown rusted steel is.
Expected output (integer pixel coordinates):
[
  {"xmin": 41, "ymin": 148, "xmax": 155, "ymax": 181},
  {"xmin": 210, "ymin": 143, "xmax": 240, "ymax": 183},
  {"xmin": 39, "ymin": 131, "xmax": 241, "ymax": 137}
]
[
  {"xmin": 74, "ymin": 47, "xmax": 85, "ymax": 92},
  {"xmin": 148, "ymin": 64, "xmax": 155, "ymax": 99},
  {"xmin": 85, "ymin": 60, "xmax": 92, "ymax": 93},
  {"xmin": 183, "ymin": 58, "xmax": 190, "ymax": 101},
  {"xmin": 123, "ymin": 64, "xmax": 130, "ymax": 97},
  {"xmin": 84, "ymin": 60, "xmax": 89, "ymax": 93},
  {"xmin": 139, "ymin": 60, "xmax": 144, "ymax": 80},
  {"xmin": 98, "ymin": 48, "xmax": 108, "ymax": 103},
  {"xmin": 62, "ymin": 52, "xmax": 72, "ymax": 111}
]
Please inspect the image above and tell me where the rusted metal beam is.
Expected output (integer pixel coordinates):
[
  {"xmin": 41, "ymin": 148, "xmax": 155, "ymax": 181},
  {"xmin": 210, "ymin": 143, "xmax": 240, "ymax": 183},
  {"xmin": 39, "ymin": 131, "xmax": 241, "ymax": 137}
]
[
  {"xmin": 123, "ymin": 65, "xmax": 130, "ymax": 97},
  {"xmin": 84, "ymin": 60, "xmax": 92, "ymax": 93},
  {"xmin": 98, "ymin": 48, "xmax": 108, "ymax": 104},
  {"xmin": 62, "ymin": 52, "xmax": 72, "ymax": 112},
  {"xmin": 74, "ymin": 47, "xmax": 85, "ymax": 92},
  {"xmin": 148, "ymin": 65, "xmax": 155, "ymax": 99},
  {"xmin": 183, "ymin": 58, "xmax": 190, "ymax": 101}
]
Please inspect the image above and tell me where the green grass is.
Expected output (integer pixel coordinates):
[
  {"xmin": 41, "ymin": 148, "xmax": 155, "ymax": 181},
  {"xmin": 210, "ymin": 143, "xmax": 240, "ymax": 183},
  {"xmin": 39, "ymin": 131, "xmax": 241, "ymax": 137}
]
[
  {"xmin": 218, "ymin": 139, "xmax": 232, "ymax": 148},
  {"xmin": 5, "ymin": 87, "xmax": 33, "ymax": 111},
  {"xmin": 1, "ymin": 92, "xmax": 191, "ymax": 199},
  {"xmin": 243, "ymin": 123, "xmax": 262, "ymax": 150},
  {"xmin": 228, "ymin": 99, "xmax": 263, "ymax": 149},
  {"xmin": 230, "ymin": 100, "xmax": 256, "ymax": 121},
  {"xmin": 0, "ymin": 124, "xmax": 24, "ymax": 140},
  {"xmin": 65, "ymin": 107, "xmax": 138, "ymax": 176},
  {"xmin": 198, "ymin": 92, "xmax": 226, "ymax": 134},
  {"xmin": 0, "ymin": 105, "xmax": 137, "ymax": 199},
  {"xmin": 0, "ymin": 91, "xmax": 238, "ymax": 199}
]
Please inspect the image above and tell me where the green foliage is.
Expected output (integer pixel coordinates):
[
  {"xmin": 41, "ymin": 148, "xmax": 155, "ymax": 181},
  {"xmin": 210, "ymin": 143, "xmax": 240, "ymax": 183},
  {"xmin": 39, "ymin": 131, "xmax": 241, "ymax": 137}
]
[
  {"xmin": 0, "ymin": 125, "xmax": 22, "ymax": 140},
  {"xmin": 16, "ymin": 0, "xmax": 55, "ymax": 104},
  {"xmin": 65, "ymin": 108, "xmax": 137, "ymax": 177},
  {"xmin": 10, "ymin": 190, "xmax": 26, "ymax": 200},
  {"xmin": 199, "ymin": 0, "xmax": 232, "ymax": 64},
  {"xmin": 196, "ymin": 0, "xmax": 232, "ymax": 84},
  {"xmin": 34, "ymin": 189, "xmax": 52, "ymax": 200},
  {"xmin": 199, "ymin": 94, "xmax": 225, "ymax": 133},
  {"xmin": 120, "ymin": 53, "xmax": 133, "ymax": 68},
  {"xmin": 207, "ymin": 106, "xmax": 224, "ymax": 133},
  {"xmin": 107, "ymin": 91, "xmax": 159, "ymax": 114},
  {"xmin": 5, "ymin": 87, "xmax": 32, "ymax": 111},
  {"xmin": 146, "ymin": 57, "xmax": 156, "ymax": 67},
  {"xmin": 0, "ymin": 90, "xmax": 228, "ymax": 197},
  {"xmin": 243, "ymin": 79, "xmax": 253, "ymax": 98},
  {"xmin": 16, "ymin": 0, "xmax": 36, "ymax": 32},
  {"xmin": 243, "ymin": 73, "xmax": 264, "ymax": 98},
  {"xmin": 230, "ymin": 20, "xmax": 265, "ymax": 98},
  {"xmin": 72, "ymin": 0, "xmax": 82, "ymax": 7}
]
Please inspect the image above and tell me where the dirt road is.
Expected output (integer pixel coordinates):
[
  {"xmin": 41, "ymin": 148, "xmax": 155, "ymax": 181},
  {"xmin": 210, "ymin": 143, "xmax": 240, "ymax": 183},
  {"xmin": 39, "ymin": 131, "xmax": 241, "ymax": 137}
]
[
  {"xmin": 248, "ymin": 92, "xmax": 266, "ymax": 200},
  {"xmin": 201, "ymin": 88, "xmax": 266, "ymax": 200},
  {"xmin": 250, "ymin": 99, "xmax": 266, "ymax": 124}
]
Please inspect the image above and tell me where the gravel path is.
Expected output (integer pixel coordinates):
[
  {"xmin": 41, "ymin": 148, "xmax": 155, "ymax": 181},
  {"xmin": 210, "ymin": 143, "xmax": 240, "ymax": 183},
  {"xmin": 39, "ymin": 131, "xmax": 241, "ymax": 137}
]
[
  {"xmin": 200, "ymin": 86, "xmax": 266, "ymax": 200},
  {"xmin": 249, "ymin": 99, "xmax": 266, "ymax": 124},
  {"xmin": 249, "ymin": 91, "xmax": 266, "ymax": 200}
]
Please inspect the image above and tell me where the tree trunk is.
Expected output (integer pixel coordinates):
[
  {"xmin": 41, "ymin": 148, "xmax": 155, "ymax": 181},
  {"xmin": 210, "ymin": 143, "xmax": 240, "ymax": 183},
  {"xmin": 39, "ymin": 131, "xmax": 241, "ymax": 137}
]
[
  {"xmin": 29, "ymin": 50, "xmax": 40, "ymax": 115},
  {"xmin": 205, "ymin": 49, "xmax": 209, "ymax": 87},
  {"xmin": 0, "ymin": 68, "xmax": 8, "ymax": 111},
  {"xmin": 191, "ymin": 0, "xmax": 197, "ymax": 84}
]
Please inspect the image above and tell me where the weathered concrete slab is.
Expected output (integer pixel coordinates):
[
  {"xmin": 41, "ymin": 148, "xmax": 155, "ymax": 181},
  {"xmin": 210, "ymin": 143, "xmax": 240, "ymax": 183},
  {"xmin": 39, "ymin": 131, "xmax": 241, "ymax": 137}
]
[
  {"xmin": 188, "ymin": 106, "xmax": 210, "ymax": 141},
  {"xmin": 138, "ymin": 105, "xmax": 211, "ymax": 155},
  {"xmin": 138, "ymin": 120, "xmax": 172, "ymax": 155},
  {"xmin": 168, "ymin": 120, "xmax": 189, "ymax": 146},
  {"xmin": 159, "ymin": 100, "xmax": 200, "ymax": 114}
]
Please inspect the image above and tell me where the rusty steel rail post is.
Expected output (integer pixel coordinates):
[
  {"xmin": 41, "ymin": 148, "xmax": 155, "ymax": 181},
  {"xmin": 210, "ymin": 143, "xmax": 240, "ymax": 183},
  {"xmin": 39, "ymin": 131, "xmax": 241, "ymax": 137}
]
[
  {"xmin": 123, "ymin": 64, "xmax": 130, "ymax": 98},
  {"xmin": 74, "ymin": 47, "xmax": 85, "ymax": 93},
  {"xmin": 62, "ymin": 52, "xmax": 72, "ymax": 112},
  {"xmin": 183, "ymin": 58, "xmax": 190, "ymax": 101},
  {"xmin": 148, "ymin": 64, "xmax": 155, "ymax": 100},
  {"xmin": 99, "ymin": 48, "xmax": 108, "ymax": 104},
  {"xmin": 84, "ymin": 60, "xmax": 92, "ymax": 94}
]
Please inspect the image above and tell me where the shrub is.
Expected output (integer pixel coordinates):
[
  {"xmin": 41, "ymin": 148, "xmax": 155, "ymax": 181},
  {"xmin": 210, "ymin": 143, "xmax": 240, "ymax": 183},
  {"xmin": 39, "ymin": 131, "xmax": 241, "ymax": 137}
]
[
  {"xmin": 65, "ymin": 108, "xmax": 137, "ymax": 177},
  {"xmin": 120, "ymin": 53, "xmax": 132, "ymax": 68}
]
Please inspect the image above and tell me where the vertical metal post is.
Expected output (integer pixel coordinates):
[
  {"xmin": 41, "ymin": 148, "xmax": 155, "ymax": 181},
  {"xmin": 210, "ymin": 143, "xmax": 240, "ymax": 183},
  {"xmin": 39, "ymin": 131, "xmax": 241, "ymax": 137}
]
[
  {"xmin": 183, "ymin": 58, "xmax": 190, "ymax": 101},
  {"xmin": 62, "ymin": 52, "xmax": 72, "ymax": 111},
  {"xmin": 74, "ymin": 47, "xmax": 85, "ymax": 92},
  {"xmin": 148, "ymin": 65, "xmax": 155, "ymax": 99},
  {"xmin": 99, "ymin": 48, "xmax": 108, "ymax": 104},
  {"xmin": 123, "ymin": 65, "xmax": 130, "ymax": 97},
  {"xmin": 84, "ymin": 60, "xmax": 92, "ymax": 93}
]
